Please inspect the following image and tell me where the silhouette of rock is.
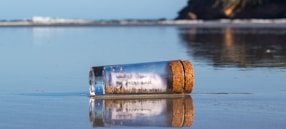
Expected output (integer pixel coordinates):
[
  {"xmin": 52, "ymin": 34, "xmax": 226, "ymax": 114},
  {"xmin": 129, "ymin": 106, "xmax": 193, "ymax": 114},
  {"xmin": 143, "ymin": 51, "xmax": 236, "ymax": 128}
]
[{"xmin": 176, "ymin": 0, "xmax": 286, "ymax": 20}]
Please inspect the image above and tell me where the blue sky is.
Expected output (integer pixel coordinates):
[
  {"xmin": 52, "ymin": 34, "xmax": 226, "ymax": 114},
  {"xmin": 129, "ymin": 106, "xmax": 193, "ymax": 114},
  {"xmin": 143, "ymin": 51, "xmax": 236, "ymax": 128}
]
[{"xmin": 0, "ymin": 0, "xmax": 188, "ymax": 20}]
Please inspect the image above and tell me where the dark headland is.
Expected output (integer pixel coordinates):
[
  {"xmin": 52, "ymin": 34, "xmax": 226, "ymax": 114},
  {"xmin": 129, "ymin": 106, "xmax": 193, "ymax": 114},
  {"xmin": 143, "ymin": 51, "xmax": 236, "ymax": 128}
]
[{"xmin": 176, "ymin": 0, "xmax": 286, "ymax": 20}]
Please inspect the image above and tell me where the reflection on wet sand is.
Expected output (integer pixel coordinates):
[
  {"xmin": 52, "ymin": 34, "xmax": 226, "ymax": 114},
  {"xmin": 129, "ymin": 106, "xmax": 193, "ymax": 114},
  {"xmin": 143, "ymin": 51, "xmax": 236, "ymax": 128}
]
[
  {"xmin": 179, "ymin": 27, "xmax": 286, "ymax": 68},
  {"xmin": 32, "ymin": 27, "xmax": 67, "ymax": 46},
  {"xmin": 89, "ymin": 95, "xmax": 194, "ymax": 128}
]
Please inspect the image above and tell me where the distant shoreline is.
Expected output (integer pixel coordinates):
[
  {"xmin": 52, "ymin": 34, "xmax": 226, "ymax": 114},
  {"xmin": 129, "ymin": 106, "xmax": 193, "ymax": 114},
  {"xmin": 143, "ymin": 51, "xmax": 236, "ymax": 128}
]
[{"xmin": 1, "ymin": 18, "xmax": 286, "ymax": 28}]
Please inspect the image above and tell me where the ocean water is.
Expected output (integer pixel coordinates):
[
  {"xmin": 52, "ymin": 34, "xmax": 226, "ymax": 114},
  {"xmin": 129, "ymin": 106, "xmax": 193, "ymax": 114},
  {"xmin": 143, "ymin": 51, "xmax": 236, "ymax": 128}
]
[{"xmin": 0, "ymin": 26, "xmax": 286, "ymax": 129}]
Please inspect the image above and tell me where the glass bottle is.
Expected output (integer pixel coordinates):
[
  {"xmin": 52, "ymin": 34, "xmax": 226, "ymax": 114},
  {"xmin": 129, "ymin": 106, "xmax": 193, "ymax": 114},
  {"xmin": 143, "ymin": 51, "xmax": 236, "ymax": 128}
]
[{"xmin": 89, "ymin": 60, "xmax": 194, "ymax": 96}]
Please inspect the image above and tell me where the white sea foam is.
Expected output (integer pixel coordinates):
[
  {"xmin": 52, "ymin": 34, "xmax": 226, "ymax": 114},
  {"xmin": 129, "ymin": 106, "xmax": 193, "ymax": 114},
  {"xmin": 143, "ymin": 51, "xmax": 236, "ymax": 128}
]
[
  {"xmin": 0, "ymin": 16, "xmax": 286, "ymax": 26},
  {"xmin": 162, "ymin": 20, "xmax": 204, "ymax": 24},
  {"xmin": 31, "ymin": 16, "xmax": 89, "ymax": 24}
]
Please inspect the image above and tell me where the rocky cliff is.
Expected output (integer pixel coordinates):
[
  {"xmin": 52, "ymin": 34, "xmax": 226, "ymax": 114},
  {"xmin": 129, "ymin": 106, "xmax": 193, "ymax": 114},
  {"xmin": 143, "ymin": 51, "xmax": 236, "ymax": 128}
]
[{"xmin": 176, "ymin": 0, "xmax": 286, "ymax": 20}]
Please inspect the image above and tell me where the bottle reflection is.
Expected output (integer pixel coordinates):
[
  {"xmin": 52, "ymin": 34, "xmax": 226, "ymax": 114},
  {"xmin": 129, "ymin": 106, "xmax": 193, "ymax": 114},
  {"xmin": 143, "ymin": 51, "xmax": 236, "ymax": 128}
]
[
  {"xmin": 179, "ymin": 27, "xmax": 286, "ymax": 68},
  {"xmin": 89, "ymin": 95, "xmax": 194, "ymax": 128}
]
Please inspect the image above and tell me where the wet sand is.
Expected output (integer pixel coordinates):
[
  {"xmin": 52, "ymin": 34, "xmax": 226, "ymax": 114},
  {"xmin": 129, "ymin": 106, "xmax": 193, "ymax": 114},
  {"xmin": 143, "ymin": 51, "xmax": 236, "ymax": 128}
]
[{"xmin": 0, "ymin": 25, "xmax": 285, "ymax": 129}]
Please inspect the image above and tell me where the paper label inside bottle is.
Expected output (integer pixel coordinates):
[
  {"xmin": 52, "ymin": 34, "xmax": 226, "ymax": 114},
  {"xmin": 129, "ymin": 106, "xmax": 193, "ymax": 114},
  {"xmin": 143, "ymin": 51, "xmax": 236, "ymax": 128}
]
[{"xmin": 110, "ymin": 72, "xmax": 167, "ymax": 92}]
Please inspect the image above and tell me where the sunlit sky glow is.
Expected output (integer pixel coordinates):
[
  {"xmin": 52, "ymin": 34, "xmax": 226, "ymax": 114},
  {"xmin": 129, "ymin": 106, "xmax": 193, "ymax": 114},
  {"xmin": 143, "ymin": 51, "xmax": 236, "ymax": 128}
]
[{"xmin": 0, "ymin": 0, "xmax": 188, "ymax": 20}]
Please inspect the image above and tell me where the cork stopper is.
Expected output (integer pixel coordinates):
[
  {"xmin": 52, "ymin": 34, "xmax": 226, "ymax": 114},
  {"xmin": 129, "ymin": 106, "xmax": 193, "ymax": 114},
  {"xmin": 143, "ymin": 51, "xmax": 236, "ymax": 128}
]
[
  {"xmin": 169, "ymin": 61, "xmax": 185, "ymax": 93},
  {"xmin": 182, "ymin": 60, "xmax": 195, "ymax": 93},
  {"xmin": 169, "ymin": 60, "xmax": 194, "ymax": 93}
]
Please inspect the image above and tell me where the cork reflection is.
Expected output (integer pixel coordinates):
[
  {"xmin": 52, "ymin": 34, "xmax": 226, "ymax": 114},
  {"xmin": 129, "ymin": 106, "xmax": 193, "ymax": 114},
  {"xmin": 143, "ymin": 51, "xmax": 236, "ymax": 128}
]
[
  {"xmin": 89, "ymin": 95, "xmax": 194, "ymax": 128},
  {"xmin": 179, "ymin": 27, "xmax": 286, "ymax": 68}
]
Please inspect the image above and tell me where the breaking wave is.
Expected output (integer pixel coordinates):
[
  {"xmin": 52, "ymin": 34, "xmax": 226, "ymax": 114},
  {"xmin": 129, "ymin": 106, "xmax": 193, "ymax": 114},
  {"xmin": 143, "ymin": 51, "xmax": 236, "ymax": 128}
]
[
  {"xmin": 30, "ymin": 16, "xmax": 89, "ymax": 23},
  {"xmin": 0, "ymin": 16, "xmax": 286, "ymax": 26}
]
